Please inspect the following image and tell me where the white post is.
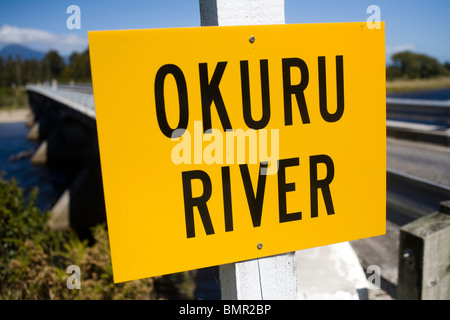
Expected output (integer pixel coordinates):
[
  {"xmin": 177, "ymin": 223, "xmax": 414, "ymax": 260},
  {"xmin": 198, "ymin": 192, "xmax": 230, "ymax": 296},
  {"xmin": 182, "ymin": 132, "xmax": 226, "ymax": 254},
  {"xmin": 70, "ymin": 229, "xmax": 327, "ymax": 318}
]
[
  {"xmin": 199, "ymin": 0, "xmax": 297, "ymax": 300},
  {"xmin": 220, "ymin": 252, "xmax": 297, "ymax": 299},
  {"xmin": 199, "ymin": 0, "xmax": 285, "ymax": 26}
]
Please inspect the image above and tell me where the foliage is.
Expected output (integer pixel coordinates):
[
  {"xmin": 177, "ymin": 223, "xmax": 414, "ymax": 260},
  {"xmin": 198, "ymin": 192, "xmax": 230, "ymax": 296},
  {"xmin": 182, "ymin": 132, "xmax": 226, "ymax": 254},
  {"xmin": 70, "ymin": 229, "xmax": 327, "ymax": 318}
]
[
  {"xmin": 0, "ymin": 176, "xmax": 64, "ymax": 299},
  {"xmin": 0, "ymin": 176, "xmax": 197, "ymax": 300},
  {"xmin": 387, "ymin": 51, "xmax": 450, "ymax": 80},
  {"xmin": 62, "ymin": 50, "xmax": 91, "ymax": 82},
  {"xmin": 42, "ymin": 50, "xmax": 66, "ymax": 80},
  {"xmin": 444, "ymin": 62, "xmax": 450, "ymax": 73},
  {"xmin": 2, "ymin": 46, "xmax": 450, "ymax": 86},
  {"xmin": 0, "ymin": 86, "xmax": 28, "ymax": 109},
  {"xmin": 0, "ymin": 49, "xmax": 91, "ymax": 87}
]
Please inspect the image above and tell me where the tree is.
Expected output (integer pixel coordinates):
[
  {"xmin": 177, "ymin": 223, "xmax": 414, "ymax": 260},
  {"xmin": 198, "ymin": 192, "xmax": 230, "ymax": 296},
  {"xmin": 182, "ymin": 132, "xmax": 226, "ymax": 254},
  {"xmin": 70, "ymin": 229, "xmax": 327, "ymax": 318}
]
[
  {"xmin": 386, "ymin": 65, "xmax": 401, "ymax": 81},
  {"xmin": 444, "ymin": 62, "xmax": 450, "ymax": 73},
  {"xmin": 64, "ymin": 49, "xmax": 91, "ymax": 82},
  {"xmin": 42, "ymin": 50, "xmax": 65, "ymax": 80},
  {"xmin": 391, "ymin": 51, "xmax": 447, "ymax": 79},
  {"xmin": 3, "ymin": 57, "xmax": 17, "ymax": 86},
  {"xmin": 23, "ymin": 59, "xmax": 43, "ymax": 84},
  {"xmin": 0, "ymin": 57, "xmax": 4, "ymax": 87}
]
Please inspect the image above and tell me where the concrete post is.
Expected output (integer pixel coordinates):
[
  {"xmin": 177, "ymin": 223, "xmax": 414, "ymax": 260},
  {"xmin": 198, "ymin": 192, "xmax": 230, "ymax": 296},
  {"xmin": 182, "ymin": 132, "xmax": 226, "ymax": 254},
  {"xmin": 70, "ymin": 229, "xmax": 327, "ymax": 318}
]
[{"xmin": 199, "ymin": 0, "xmax": 297, "ymax": 300}]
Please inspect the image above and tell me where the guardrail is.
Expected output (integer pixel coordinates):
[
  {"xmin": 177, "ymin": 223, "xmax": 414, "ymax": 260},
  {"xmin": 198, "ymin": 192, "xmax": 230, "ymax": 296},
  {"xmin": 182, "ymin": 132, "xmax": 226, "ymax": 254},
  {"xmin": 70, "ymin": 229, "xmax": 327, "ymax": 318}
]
[
  {"xmin": 386, "ymin": 97, "xmax": 450, "ymax": 127},
  {"xmin": 387, "ymin": 168, "xmax": 450, "ymax": 221},
  {"xmin": 56, "ymin": 83, "xmax": 93, "ymax": 94},
  {"xmin": 387, "ymin": 169, "xmax": 450, "ymax": 300}
]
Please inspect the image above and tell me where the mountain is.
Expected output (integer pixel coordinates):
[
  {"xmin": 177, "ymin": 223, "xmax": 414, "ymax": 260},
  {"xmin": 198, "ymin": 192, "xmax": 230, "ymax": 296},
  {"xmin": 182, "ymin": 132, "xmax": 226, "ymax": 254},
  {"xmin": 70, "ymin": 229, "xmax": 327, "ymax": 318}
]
[{"xmin": 0, "ymin": 44, "xmax": 46, "ymax": 61}]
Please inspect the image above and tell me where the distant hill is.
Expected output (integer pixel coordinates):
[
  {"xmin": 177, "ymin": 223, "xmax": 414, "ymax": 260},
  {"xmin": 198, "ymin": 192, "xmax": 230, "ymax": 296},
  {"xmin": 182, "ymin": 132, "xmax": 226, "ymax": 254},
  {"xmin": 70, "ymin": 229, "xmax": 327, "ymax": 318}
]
[{"xmin": 0, "ymin": 44, "xmax": 46, "ymax": 61}]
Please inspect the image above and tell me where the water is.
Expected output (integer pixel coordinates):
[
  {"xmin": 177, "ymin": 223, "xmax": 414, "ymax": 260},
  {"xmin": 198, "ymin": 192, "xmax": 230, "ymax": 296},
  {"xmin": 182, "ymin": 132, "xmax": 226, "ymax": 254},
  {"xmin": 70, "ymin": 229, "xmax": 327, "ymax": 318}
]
[{"xmin": 0, "ymin": 121, "xmax": 64, "ymax": 211}]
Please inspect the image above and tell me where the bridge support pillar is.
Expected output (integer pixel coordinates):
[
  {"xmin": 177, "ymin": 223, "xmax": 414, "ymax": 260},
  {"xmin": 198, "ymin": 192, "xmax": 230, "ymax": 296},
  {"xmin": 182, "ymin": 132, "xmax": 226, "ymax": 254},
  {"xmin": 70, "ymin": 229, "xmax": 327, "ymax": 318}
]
[
  {"xmin": 27, "ymin": 122, "xmax": 40, "ymax": 141},
  {"xmin": 47, "ymin": 162, "xmax": 106, "ymax": 239},
  {"xmin": 30, "ymin": 140, "xmax": 47, "ymax": 165},
  {"xmin": 48, "ymin": 189, "xmax": 70, "ymax": 231}
]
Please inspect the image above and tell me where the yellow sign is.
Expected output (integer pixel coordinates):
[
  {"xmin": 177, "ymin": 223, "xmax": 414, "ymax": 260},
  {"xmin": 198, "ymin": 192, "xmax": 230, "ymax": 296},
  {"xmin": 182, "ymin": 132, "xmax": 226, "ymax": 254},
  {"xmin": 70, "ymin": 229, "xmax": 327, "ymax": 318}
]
[{"xmin": 89, "ymin": 22, "xmax": 386, "ymax": 283}]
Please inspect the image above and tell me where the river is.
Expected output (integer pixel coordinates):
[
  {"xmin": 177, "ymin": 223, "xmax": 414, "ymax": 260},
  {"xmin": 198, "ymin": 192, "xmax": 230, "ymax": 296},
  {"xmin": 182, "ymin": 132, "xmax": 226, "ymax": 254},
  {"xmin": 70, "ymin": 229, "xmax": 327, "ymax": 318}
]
[{"xmin": 0, "ymin": 121, "xmax": 65, "ymax": 211}]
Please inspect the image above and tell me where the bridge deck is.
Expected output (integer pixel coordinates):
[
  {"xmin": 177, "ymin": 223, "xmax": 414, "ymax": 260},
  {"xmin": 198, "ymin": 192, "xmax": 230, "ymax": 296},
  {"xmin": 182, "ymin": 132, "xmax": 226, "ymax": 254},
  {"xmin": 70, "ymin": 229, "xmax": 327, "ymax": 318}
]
[{"xmin": 26, "ymin": 84, "xmax": 96, "ymax": 119}]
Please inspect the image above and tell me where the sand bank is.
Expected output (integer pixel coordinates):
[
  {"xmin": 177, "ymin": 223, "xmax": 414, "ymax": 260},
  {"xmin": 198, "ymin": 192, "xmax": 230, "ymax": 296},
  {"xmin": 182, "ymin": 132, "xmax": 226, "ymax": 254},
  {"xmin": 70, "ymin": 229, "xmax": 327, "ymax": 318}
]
[{"xmin": 0, "ymin": 108, "xmax": 31, "ymax": 123}]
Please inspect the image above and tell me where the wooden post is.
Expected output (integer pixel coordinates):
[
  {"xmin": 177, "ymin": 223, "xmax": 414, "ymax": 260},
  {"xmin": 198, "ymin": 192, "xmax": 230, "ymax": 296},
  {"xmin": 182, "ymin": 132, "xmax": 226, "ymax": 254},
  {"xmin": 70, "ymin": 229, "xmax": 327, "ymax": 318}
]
[
  {"xmin": 199, "ymin": 0, "xmax": 297, "ymax": 300},
  {"xmin": 397, "ymin": 200, "xmax": 450, "ymax": 300}
]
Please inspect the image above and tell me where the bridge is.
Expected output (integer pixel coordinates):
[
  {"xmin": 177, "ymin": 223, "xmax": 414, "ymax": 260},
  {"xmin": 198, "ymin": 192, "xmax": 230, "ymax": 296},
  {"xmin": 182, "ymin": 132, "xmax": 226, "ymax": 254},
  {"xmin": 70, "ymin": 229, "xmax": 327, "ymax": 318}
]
[
  {"xmin": 26, "ymin": 83, "xmax": 104, "ymax": 239},
  {"xmin": 25, "ymin": 83, "xmax": 450, "ymax": 298}
]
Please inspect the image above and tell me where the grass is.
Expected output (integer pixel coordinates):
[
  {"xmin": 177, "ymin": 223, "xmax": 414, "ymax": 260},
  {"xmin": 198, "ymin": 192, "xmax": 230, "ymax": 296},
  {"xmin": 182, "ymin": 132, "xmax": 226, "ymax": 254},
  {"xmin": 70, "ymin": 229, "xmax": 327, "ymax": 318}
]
[
  {"xmin": 386, "ymin": 76, "xmax": 450, "ymax": 93},
  {"xmin": 0, "ymin": 87, "xmax": 29, "ymax": 110}
]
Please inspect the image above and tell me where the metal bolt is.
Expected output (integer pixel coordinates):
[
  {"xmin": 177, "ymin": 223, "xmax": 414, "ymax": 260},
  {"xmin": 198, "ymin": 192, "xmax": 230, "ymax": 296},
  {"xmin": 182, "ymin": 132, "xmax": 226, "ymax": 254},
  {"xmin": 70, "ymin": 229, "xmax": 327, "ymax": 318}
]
[
  {"xmin": 257, "ymin": 242, "xmax": 263, "ymax": 250},
  {"xmin": 249, "ymin": 35, "xmax": 255, "ymax": 43}
]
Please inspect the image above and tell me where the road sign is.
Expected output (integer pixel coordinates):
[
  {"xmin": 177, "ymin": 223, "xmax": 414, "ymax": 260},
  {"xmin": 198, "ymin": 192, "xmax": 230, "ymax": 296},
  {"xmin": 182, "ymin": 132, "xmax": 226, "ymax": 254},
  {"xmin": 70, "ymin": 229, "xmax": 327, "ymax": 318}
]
[{"xmin": 89, "ymin": 22, "xmax": 386, "ymax": 283}]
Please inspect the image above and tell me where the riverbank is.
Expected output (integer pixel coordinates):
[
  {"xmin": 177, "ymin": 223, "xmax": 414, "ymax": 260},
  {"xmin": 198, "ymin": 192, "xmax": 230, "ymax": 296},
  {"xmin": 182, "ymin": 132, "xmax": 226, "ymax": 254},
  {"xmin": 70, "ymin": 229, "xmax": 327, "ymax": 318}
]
[{"xmin": 0, "ymin": 107, "xmax": 31, "ymax": 123}]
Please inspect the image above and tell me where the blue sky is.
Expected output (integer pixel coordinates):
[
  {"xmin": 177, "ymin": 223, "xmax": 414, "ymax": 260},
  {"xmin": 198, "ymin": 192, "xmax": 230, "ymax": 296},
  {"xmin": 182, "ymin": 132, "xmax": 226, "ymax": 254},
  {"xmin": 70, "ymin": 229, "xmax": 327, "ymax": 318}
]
[{"xmin": 0, "ymin": 0, "xmax": 449, "ymax": 63}]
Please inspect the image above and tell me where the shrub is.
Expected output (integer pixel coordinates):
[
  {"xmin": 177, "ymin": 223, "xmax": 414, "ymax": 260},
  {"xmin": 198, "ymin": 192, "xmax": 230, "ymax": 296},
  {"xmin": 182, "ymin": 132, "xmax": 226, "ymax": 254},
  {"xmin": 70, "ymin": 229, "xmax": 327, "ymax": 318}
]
[{"xmin": 0, "ymin": 176, "xmax": 196, "ymax": 300}]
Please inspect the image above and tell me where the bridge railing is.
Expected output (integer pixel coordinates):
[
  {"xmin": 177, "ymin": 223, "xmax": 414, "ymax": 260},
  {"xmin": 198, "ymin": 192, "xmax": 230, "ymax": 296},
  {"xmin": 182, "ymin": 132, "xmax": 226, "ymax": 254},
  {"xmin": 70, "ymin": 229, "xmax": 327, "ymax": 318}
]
[
  {"xmin": 386, "ymin": 97, "xmax": 450, "ymax": 127},
  {"xmin": 26, "ymin": 84, "xmax": 96, "ymax": 119},
  {"xmin": 56, "ymin": 83, "xmax": 93, "ymax": 94}
]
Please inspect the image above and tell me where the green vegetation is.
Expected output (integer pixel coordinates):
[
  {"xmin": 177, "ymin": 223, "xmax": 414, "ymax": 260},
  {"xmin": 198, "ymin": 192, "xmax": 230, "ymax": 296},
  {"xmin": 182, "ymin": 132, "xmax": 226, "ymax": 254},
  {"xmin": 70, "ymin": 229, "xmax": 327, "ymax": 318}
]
[
  {"xmin": 0, "ymin": 175, "xmax": 197, "ymax": 300},
  {"xmin": 0, "ymin": 87, "xmax": 28, "ymax": 109},
  {"xmin": 0, "ymin": 49, "xmax": 91, "ymax": 88},
  {"xmin": 0, "ymin": 49, "xmax": 92, "ymax": 108},
  {"xmin": 386, "ymin": 51, "xmax": 450, "ymax": 92},
  {"xmin": 2, "ymin": 48, "xmax": 450, "ymax": 95},
  {"xmin": 387, "ymin": 51, "xmax": 450, "ymax": 81}
]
